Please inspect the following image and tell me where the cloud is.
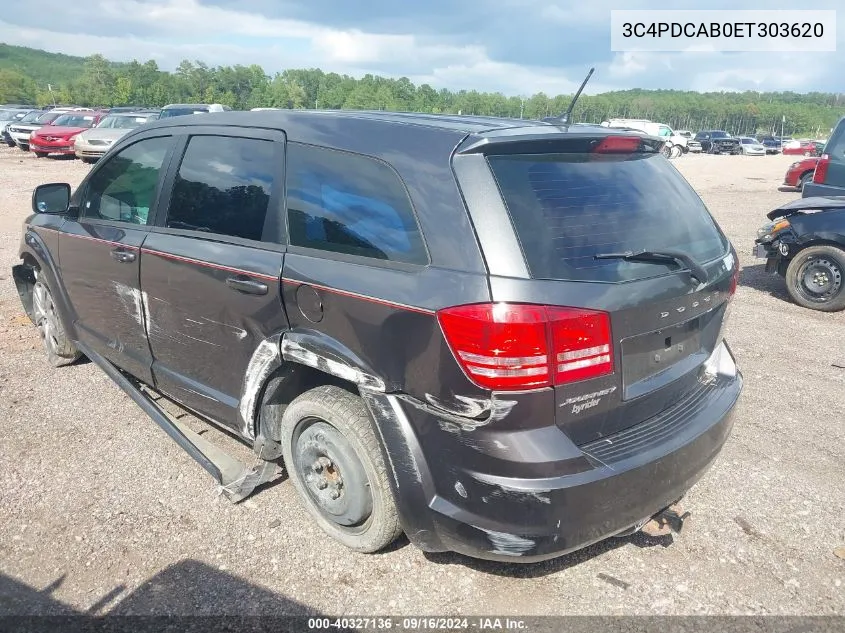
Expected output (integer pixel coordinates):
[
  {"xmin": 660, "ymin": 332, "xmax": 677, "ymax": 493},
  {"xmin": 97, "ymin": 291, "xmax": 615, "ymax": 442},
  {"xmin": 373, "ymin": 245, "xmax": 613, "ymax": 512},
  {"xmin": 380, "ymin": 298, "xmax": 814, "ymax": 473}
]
[{"xmin": 0, "ymin": 0, "xmax": 843, "ymax": 95}]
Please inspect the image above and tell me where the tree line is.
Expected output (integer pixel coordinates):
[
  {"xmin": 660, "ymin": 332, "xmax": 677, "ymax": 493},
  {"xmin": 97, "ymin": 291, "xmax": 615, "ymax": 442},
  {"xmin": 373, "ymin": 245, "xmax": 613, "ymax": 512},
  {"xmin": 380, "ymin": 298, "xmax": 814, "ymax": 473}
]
[{"xmin": 1, "ymin": 48, "xmax": 843, "ymax": 137}]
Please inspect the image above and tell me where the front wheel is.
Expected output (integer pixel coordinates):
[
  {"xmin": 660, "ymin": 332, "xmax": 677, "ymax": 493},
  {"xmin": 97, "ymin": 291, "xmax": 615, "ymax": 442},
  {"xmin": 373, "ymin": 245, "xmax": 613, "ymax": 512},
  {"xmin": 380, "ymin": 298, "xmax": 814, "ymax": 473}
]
[
  {"xmin": 32, "ymin": 277, "xmax": 81, "ymax": 366},
  {"xmin": 799, "ymin": 172, "xmax": 814, "ymax": 190},
  {"xmin": 785, "ymin": 245, "xmax": 845, "ymax": 312},
  {"xmin": 669, "ymin": 144, "xmax": 682, "ymax": 159},
  {"xmin": 280, "ymin": 385, "xmax": 402, "ymax": 553}
]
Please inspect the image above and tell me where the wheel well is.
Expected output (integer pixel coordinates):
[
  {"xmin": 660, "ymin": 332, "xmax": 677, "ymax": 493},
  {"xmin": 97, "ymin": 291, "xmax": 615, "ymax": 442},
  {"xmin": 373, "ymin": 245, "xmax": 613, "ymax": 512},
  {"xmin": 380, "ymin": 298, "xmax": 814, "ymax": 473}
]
[
  {"xmin": 257, "ymin": 362, "xmax": 357, "ymax": 444},
  {"xmin": 13, "ymin": 255, "xmax": 39, "ymax": 322}
]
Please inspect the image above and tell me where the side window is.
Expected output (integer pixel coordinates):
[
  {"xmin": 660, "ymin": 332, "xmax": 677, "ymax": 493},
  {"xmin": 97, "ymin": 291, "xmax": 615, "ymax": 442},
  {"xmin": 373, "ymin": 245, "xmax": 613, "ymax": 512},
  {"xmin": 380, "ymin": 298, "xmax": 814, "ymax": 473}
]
[
  {"xmin": 658, "ymin": 126, "xmax": 672, "ymax": 137},
  {"xmin": 82, "ymin": 136, "xmax": 171, "ymax": 225},
  {"xmin": 166, "ymin": 135, "xmax": 277, "ymax": 242},
  {"xmin": 285, "ymin": 143, "xmax": 427, "ymax": 265}
]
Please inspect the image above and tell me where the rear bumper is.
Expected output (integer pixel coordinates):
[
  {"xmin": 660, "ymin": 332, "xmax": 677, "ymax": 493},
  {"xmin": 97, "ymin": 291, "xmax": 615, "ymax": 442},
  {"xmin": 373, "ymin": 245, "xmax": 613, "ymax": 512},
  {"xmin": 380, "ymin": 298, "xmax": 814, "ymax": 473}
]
[
  {"xmin": 803, "ymin": 182, "xmax": 845, "ymax": 198},
  {"xmin": 372, "ymin": 342, "xmax": 742, "ymax": 562}
]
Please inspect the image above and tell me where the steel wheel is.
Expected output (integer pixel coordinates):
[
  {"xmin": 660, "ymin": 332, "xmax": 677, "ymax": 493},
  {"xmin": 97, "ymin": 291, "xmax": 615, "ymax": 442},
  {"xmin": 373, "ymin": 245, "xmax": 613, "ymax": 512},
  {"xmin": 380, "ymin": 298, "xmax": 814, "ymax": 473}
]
[
  {"xmin": 279, "ymin": 385, "xmax": 402, "ymax": 552},
  {"xmin": 794, "ymin": 256, "xmax": 842, "ymax": 304},
  {"xmin": 293, "ymin": 418, "xmax": 374, "ymax": 530}
]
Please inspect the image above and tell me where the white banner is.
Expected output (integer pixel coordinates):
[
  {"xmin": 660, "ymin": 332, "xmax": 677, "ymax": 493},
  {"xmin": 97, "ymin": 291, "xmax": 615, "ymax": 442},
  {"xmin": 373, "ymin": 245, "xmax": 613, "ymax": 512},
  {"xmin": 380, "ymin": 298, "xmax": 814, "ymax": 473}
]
[{"xmin": 611, "ymin": 10, "xmax": 837, "ymax": 52}]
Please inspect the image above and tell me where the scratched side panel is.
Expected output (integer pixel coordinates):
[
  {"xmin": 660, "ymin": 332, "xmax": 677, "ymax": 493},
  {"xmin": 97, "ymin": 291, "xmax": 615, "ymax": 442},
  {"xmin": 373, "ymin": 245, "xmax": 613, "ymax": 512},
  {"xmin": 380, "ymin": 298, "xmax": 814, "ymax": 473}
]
[
  {"xmin": 58, "ymin": 221, "xmax": 154, "ymax": 383},
  {"xmin": 282, "ymin": 253, "xmax": 490, "ymax": 407},
  {"xmin": 140, "ymin": 232, "xmax": 286, "ymax": 429}
]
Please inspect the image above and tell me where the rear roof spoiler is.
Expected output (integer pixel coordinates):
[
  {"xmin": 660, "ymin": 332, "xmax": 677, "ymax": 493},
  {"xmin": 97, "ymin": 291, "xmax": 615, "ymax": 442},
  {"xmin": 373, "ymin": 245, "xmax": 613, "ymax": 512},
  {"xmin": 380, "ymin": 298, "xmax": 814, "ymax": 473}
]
[{"xmin": 767, "ymin": 196, "xmax": 845, "ymax": 220}]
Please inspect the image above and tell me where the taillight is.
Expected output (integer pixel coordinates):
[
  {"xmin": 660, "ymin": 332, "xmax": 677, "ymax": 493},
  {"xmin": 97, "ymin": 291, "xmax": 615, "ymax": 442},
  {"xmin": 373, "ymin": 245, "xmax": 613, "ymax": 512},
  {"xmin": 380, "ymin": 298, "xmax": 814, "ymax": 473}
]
[
  {"xmin": 593, "ymin": 136, "xmax": 642, "ymax": 154},
  {"xmin": 813, "ymin": 154, "xmax": 830, "ymax": 183},
  {"xmin": 436, "ymin": 303, "xmax": 614, "ymax": 391},
  {"xmin": 728, "ymin": 254, "xmax": 739, "ymax": 300}
]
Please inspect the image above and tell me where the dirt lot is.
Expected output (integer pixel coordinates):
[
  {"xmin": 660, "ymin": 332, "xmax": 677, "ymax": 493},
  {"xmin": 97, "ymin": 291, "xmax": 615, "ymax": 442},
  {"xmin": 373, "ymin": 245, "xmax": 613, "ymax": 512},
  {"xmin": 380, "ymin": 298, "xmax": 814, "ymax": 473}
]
[{"xmin": 0, "ymin": 145, "xmax": 843, "ymax": 617}]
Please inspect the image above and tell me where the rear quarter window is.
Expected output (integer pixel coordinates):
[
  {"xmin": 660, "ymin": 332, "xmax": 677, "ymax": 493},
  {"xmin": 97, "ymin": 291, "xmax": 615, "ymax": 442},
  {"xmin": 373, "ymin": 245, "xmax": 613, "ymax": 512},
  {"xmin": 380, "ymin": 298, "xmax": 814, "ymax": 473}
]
[
  {"xmin": 487, "ymin": 152, "xmax": 729, "ymax": 283},
  {"xmin": 285, "ymin": 143, "xmax": 428, "ymax": 265}
]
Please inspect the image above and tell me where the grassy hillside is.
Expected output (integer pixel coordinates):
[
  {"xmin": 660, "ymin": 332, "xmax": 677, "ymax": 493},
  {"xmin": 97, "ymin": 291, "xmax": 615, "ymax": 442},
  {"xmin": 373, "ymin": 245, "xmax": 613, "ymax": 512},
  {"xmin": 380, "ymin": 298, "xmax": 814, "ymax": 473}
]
[{"xmin": 0, "ymin": 43, "xmax": 99, "ymax": 86}]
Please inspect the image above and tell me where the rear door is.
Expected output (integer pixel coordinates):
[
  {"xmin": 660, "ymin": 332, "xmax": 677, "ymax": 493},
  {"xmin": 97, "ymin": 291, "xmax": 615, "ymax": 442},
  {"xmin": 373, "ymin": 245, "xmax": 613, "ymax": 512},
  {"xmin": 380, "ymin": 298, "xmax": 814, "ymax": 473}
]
[
  {"xmin": 478, "ymin": 137, "xmax": 737, "ymax": 444},
  {"xmin": 59, "ymin": 133, "xmax": 176, "ymax": 382},
  {"xmin": 140, "ymin": 127, "xmax": 288, "ymax": 432}
]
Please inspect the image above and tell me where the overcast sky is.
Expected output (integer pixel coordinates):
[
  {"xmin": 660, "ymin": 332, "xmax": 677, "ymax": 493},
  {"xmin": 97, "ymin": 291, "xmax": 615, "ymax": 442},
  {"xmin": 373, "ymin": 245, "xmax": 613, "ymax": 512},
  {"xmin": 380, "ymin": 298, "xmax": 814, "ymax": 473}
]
[{"xmin": 0, "ymin": 0, "xmax": 842, "ymax": 95}]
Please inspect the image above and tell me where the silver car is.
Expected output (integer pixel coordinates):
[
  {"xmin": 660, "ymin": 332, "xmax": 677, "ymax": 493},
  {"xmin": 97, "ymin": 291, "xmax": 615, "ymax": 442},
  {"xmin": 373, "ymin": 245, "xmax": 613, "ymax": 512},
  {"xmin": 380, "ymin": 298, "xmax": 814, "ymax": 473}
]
[
  {"xmin": 74, "ymin": 110, "xmax": 160, "ymax": 162},
  {"xmin": 738, "ymin": 136, "xmax": 767, "ymax": 156}
]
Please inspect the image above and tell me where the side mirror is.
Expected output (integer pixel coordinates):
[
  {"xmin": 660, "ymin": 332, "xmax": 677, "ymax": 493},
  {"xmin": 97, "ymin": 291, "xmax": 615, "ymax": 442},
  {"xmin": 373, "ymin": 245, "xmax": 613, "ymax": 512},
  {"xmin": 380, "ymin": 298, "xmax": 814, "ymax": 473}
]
[{"xmin": 32, "ymin": 183, "xmax": 71, "ymax": 214}]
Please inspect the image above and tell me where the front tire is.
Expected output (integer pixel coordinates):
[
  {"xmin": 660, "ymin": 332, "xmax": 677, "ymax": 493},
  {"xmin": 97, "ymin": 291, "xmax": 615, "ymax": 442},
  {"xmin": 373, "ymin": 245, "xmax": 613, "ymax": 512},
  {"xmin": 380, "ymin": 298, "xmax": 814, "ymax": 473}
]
[
  {"xmin": 280, "ymin": 385, "xmax": 402, "ymax": 553},
  {"xmin": 785, "ymin": 245, "xmax": 845, "ymax": 312},
  {"xmin": 799, "ymin": 172, "xmax": 814, "ymax": 191},
  {"xmin": 32, "ymin": 277, "xmax": 80, "ymax": 366}
]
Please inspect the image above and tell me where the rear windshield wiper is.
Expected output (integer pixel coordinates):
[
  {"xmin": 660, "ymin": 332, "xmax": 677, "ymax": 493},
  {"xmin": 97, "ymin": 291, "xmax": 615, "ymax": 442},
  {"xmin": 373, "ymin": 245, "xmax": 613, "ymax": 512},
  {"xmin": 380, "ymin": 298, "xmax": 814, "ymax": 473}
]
[{"xmin": 594, "ymin": 249, "xmax": 707, "ymax": 284}]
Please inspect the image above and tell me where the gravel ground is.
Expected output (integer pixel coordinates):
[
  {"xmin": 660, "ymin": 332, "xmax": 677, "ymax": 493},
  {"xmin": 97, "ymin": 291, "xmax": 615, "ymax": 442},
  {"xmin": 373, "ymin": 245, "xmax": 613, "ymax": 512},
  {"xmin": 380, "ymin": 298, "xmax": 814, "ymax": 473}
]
[{"xmin": 0, "ymin": 145, "xmax": 843, "ymax": 617}]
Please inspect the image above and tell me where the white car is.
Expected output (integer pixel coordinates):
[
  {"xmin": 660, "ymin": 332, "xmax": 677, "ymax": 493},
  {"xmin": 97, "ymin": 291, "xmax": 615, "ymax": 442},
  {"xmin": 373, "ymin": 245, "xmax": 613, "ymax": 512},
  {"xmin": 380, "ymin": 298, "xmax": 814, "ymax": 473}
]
[
  {"xmin": 738, "ymin": 137, "xmax": 767, "ymax": 156},
  {"xmin": 676, "ymin": 130, "xmax": 702, "ymax": 153},
  {"xmin": 601, "ymin": 118, "xmax": 688, "ymax": 156}
]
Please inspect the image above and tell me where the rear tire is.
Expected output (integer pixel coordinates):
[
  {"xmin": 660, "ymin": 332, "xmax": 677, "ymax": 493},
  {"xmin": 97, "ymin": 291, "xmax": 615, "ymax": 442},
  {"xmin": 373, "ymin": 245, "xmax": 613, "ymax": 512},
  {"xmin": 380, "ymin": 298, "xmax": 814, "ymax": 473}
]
[
  {"xmin": 799, "ymin": 172, "xmax": 814, "ymax": 191},
  {"xmin": 785, "ymin": 245, "xmax": 845, "ymax": 312},
  {"xmin": 669, "ymin": 145, "xmax": 682, "ymax": 159},
  {"xmin": 280, "ymin": 385, "xmax": 402, "ymax": 553},
  {"xmin": 32, "ymin": 276, "xmax": 81, "ymax": 366}
]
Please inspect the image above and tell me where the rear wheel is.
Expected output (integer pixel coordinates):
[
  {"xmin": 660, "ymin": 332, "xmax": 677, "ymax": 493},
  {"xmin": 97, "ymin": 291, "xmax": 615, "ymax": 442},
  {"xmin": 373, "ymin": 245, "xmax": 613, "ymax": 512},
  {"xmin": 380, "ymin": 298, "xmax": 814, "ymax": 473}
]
[
  {"xmin": 280, "ymin": 385, "xmax": 402, "ymax": 553},
  {"xmin": 785, "ymin": 245, "xmax": 845, "ymax": 312},
  {"xmin": 32, "ymin": 277, "xmax": 80, "ymax": 366},
  {"xmin": 669, "ymin": 145, "xmax": 682, "ymax": 159},
  {"xmin": 661, "ymin": 144, "xmax": 672, "ymax": 159}
]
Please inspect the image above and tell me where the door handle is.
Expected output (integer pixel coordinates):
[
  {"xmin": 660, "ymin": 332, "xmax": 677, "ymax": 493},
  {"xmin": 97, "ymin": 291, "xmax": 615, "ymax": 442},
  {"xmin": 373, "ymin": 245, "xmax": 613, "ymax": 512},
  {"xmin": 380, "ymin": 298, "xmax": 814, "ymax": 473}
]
[
  {"xmin": 110, "ymin": 248, "xmax": 136, "ymax": 263},
  {"xmin": 226, "ymin": 275, "xmax": 268, "ymax": 295}
]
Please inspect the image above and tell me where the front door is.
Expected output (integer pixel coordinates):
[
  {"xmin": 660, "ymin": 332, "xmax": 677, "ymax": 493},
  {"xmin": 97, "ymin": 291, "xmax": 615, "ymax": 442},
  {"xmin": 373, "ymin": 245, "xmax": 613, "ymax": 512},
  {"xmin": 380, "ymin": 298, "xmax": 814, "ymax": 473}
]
[
  {"xmin": 59, "ymin": 134, "xmax": 175, "ymax": 383},
  {"xmin": 140, "ymin": 128, "xmax": 288, "ymax": 433}
]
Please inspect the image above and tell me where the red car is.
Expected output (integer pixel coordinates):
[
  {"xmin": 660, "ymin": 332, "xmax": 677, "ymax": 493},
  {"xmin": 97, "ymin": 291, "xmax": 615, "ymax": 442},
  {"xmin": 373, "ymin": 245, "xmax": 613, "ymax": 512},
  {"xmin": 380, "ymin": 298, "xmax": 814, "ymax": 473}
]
[
  {"xmin": 783, "ymin": 156, "xmax": 818, "ymax": 189},
  {"xmin": 29, "ymin": 111, "xmax": 106, "ymax": 158},
  {"xmin": 782, "ymin": 140, "xmax": 825, "ymax": 157}
]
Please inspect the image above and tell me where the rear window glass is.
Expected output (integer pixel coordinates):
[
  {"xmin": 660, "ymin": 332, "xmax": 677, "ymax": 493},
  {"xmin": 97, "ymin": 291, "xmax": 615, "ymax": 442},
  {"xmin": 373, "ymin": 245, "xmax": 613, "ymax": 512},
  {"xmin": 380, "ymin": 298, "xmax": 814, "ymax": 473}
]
[
  {"xmin": 286, "ymin": 143, "xmax": 427, "ymax": 265},
  {"xmin": 824, "ymin": 120, "xmax": 845, "ymax": 159},
  {"xmin": 487, "ymin": 153, "xmax": 729, "ymax": 283}
]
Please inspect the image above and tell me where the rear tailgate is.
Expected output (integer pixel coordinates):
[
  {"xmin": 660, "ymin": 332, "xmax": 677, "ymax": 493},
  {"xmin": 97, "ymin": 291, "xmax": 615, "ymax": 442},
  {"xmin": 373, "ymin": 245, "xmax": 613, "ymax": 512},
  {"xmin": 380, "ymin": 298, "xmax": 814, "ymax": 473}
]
[{"xmin": 477, "ymin": 134, "xmax": 738, "ymax": 444}]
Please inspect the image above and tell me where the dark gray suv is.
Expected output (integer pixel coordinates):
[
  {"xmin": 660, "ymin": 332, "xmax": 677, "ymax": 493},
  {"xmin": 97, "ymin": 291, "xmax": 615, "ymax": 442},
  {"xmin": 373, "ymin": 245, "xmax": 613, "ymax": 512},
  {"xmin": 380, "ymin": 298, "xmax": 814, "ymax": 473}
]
[{"xmin": 14, "ymin": 110, "xmax": 742, "ymax": 562}]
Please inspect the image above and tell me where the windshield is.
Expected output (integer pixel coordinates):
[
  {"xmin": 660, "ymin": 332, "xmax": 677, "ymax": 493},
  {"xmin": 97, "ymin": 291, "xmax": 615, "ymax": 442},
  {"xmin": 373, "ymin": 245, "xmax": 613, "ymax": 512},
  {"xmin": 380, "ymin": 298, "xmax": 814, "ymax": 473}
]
[
  {"xmin": 36, "ymin": 112, "xmax": 62, "ymax": 124},
  {"xmin": 160, "ymin": 107, "xmax": 209, "ymax": 118},
  {"xmin": 487, "ymin": 152, "xmax": 729, "ymax": 283},
  {"xmin": 711, "ymin": 131, "xmax": 731, "ymax": 138},
  {"xmin": 51, "ymin": 114, "xmax": 97, "ymax": 128},
  {"xmin": 0, "ymin": 110, "xmax": 24, "ymax": 121},
  {"xmin": 96, "ymin": 114, "xmax": 151, "ymax": 129},
  {"xmin": 20, "ymin": 111, "xmax": 45, "ymax": 123}
]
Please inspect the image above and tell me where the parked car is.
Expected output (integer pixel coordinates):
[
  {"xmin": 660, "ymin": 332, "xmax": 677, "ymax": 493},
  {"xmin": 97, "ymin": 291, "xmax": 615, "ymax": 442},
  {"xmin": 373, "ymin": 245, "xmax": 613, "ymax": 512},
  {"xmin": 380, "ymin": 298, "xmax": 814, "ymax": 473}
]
[
  {"xmin": 783, "ymin": 157, "xmax": 818, "ymax": 190},
  {"xmin": 738, "ymin": 137, "xmax": 766, "ymax": 156},
  {"xmin": 676, "ymin": 130, "xmax": 702, "ymax": 153},
  {"xmin": 159, "ymin": 103, "xmax": 231, "ymax": 118},
  {"xmin": 74, "ymin": 110, "xmax": 160, "ymax": 163},
  {"xmin": 782, "ymin": 140, "xmax": 824, "ymax": 157},
  {"xmin": 0, "ymin": 108, "xmax": 36, "ymax": 146},
  {"xmin": 29, "ymin": 110, "xmax": 107, "ymax": 158},
  {"xmin": 754, "ymin": 197, "xmax": 845, "ymax": 311},
  {"xmin": 803, "ymin": 117, "xmax": 845, "ymax": 198},
  {"xmin": 694, "ymin": 131, "xmax": 741, "ymax": 154},
  {"xmin": 14, "ymin": 111, "xmax": 741, "ymax": 562},
  {"xmin": 757, "ymin": 136, "xmax": 782, "ymax": 154},
  {"xmin": 7, "ymin": 109, "xmax": 71, "ymax": 151},
  {"xmin": 601, "ymin": 118, "xmax": 688, "ymax": 157}
]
